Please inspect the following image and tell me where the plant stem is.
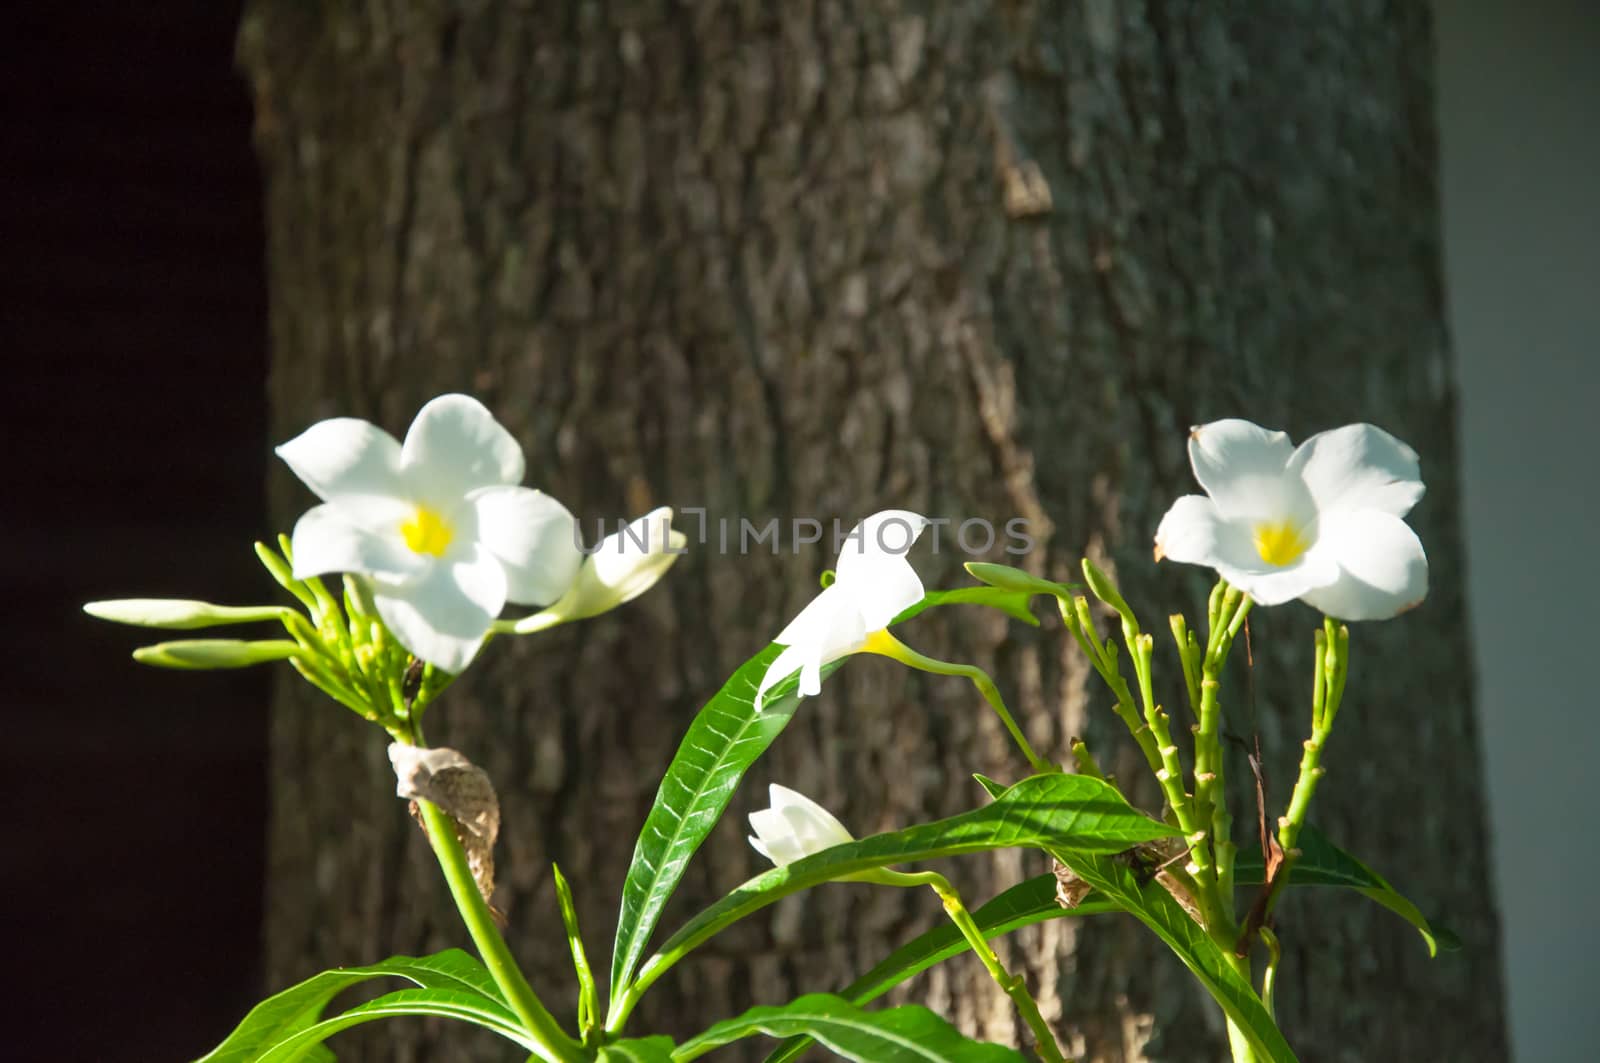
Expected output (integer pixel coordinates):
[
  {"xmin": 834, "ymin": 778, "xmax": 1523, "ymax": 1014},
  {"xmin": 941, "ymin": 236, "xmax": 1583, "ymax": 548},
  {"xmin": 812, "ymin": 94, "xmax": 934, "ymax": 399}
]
[
  {"xmin": 864, "ymin": 632, "xmax": 1056, "ymax": 775},
  {"xmin": 1278, "ymin": 619, "xmax": 1347, "ymax": 856},
  {"xmin": 1223, "ymin": 949, "xmax": 1260, "ymax": 1062},
  {"xmin": 416, "ymin": 798, "xmax": 581, "ymax": 1063},
  {"xmin": 1259, "ymin": 926, "xmax": 1281, "ymax": 1021},
  {"xmin": 1200, "ymin": 588, "xmax": 1251, "ymax": 926},
  {"xmin": 1057, "ymin": 596, "xmax": 1220, "ymax": 918},
  {"xmin": 868, "ymin": 869, "xmax": 1069, "ymax": 1062}
]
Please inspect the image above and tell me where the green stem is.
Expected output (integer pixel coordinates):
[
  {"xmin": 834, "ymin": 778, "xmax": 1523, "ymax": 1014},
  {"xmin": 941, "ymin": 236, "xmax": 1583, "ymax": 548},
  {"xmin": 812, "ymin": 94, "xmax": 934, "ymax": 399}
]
[
  {"xmin": 866, "ymin": 632, "xmax": 1055, "ymax": 775},
  {"xmin": 1278, "ymin": 620, "xmax": 1346, "ymax": 856},
  {"xmin": 1057, "ymin": 596, "xmax": 1220, "ymax": 915},
  {"xmin": 867, "ymin": 870, "xmax": 1068, "ymax": 1063},
  {"xmin": 1069, "ymin": 737, "xmax": 1105, "ymax": 780},
  {"xmin": 1259, "ymin": 926, "xmax": 1281, "ymax": 1022},
  {"xmin": 416, "ymin": 799, "xmax": 580, "ymax": 1062},
  {"xmin": 1200, "ymin": 588, "xmax": 1251, "ymax": 927},
  {"xmin": 1223, "ymin": 952, "xmax": 1260, "ymax": 1063},
  {"xmin": 1058, "ymin": 597, "xmax": 1167, "ymax": 782}
]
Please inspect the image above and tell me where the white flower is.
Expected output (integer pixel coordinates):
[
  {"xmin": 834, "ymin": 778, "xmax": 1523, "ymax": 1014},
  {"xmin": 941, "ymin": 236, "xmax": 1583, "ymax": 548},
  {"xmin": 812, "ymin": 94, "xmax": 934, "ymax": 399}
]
[
  {"xmin": 541, "ymin": 507, "xmax": 687, "ymax": 623},
  {"xmin": 755, "ymin": 509, "xmax": 928, "ymax": 709},
  {"xmin": 1154, "ymin": 419, "xmax": 1428, "ymax": 621},
  {"xmin": 276, "ymin": 394, "xmax": 582, "ymax": 672},
  {"xmin": 748, "ymin": 784, "xmax": 855, "ymax": 867}
]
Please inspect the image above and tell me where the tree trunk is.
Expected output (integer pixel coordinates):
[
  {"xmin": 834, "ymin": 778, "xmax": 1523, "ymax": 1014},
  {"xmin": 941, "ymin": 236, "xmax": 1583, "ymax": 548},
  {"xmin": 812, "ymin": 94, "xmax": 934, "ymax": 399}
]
[{"xmin": 238, "ymin": 2, "xmax": 1507, "ymax": 1060}]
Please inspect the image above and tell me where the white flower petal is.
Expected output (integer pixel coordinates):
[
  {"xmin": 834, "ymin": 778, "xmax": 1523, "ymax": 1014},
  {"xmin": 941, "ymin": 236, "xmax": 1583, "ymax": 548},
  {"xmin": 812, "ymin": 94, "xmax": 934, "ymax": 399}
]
[
  {"xmin": 370, "ymin": 545, "xmax": 509, "ymax": 672},
  {"xmin": 835, "ymin": 510, "xmax": 928, "ymax": 579},
  {"xmin": 844, "ymin": 557, "xmax": 925, "ymax": 631},
  {"xmin": 756, "ymin": 643, "xmax": 815, "ymax": 710},
  {"xmin": 1155, "ymin": 495, "xmax": 1338, "ymax": 606},
  {"xmin": 1299, "ymin": 510, "xmax": 1428, "ymax": 621},
  {"xmin": 748, "ymin": 807, "xmax": 807, "ymax": 866},
  {"xmin": 1219, "ymin": 553, "xmax": 1340, "ymax": 608},
  {"xmin": 749, "ymin": 785, "xmax": 853, "ymax": 867},
  {"xmin": 276, "ymin": 417, "xmax": 405, "ymax": 504},
  {"xmin": 1154, "ymin": 495, "xmax": 1261, "ymax": 572},
  {"xmin": 775, "ymin": 584, "xmax": 870, "ymax": 662},
  {"xmin": 1288, "ymin": 423, "xmax": 1425, "ymax": 518},
  {"xmin": 401, "ymin": 394, "xmax": 526, "ymax": 508},
  {"xmin": 834, "ymin": 510, "xmax": 927, "ymax": 628},
  {"xmin": 769, "ymin": 784, "xmax": 854, "ymax": 848},
  {"xmin": 1188, "ymin": 420, "xmax": 1308, "ymax": 524},
  {"xmin": 288, "ymin": 502, "xmax": 427, "ymax": 581},
  {"xmin": 558, "ymin": 508, "xmax": 688, "ymax": 617},
  {"xmin": 470, "ymin": 486, "xmax": 583, "ymax": 606},
  {"xmin": 591, "ymin": 508, "xmax": 678, "ymax": 583}
]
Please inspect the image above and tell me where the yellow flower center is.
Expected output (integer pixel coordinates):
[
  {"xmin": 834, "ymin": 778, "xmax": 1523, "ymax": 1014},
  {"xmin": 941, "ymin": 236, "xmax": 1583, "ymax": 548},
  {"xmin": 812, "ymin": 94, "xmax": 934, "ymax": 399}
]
[
  {"xmin": 400, "ymin": 506, "xmax": 455, "ymax": 557},
  {"xmin": 1252, "ymin": 520, "xmax": 1310, "ymax": 567}
]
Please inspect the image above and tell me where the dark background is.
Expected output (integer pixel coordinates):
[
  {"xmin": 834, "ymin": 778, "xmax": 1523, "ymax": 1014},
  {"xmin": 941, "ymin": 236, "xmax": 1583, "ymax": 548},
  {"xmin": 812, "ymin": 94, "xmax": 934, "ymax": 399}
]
[
  {"xmin": 3, "ymin": 2, "xmax": 1596, "ymax": 1060},
  {"xmin": 3, "ymin": 3, "xmax": 269, "ymax": 1059}
]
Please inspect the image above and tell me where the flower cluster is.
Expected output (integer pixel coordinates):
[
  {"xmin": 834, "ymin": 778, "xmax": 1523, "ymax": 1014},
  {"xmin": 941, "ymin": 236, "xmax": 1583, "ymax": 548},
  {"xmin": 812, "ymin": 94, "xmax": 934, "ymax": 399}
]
[{"xmin": 273, "ymin": 395, "xmax": 683, "ymax": 671}]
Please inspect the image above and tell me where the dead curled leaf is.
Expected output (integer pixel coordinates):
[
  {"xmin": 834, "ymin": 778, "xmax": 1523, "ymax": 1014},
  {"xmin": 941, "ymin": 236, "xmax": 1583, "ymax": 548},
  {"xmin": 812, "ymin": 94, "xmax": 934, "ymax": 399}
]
[{"xmin": 389, "ymin": 743, "xmax": 501, "ymax": 915}]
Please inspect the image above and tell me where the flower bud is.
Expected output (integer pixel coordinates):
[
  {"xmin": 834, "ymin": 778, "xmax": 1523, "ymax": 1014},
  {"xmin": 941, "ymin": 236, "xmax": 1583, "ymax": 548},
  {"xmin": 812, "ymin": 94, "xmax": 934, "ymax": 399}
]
[
  {"xmin": 85, "ymin": 599, "xmax": 290, "ymax": 630},
  {"xmin": 538, "ymin": 507, "xmax": 686, "ymax": 625},
  {"xmin": 748, "ymin": 784, "xmax": 854, "ymax": 867},
  {"xmin": 131, "ymin": 639, "xmax": 301, "ymax": 670}
]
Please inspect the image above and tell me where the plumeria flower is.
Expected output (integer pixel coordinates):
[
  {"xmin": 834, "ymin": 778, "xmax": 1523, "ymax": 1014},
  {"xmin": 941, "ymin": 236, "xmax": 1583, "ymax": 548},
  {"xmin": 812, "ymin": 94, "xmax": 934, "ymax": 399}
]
[
  {"xmin": 1154, "ymin": 419, "xmax": 1428, "ymax": 621},
  {"xmin": 748, "ymin": 784, "xmax": 855, "ymax": 867},
  {"xmin": 277, "ymin": 394, "xmax": 582, "ymax": 672},
  {"xmin": 755, "ymin": 509, "xmax": 928, "ymax": 709},
  {"xmin": 511, "ymin": 507, "xmax": 687, "ymax": 629}
]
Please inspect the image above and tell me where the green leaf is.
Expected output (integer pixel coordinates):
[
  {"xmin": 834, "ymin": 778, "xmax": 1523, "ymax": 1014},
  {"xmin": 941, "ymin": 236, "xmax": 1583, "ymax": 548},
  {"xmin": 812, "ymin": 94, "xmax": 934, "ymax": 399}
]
[
  {"xmin": 608, "ymin": 643, "xmax": 836, "ymax": 1012},
  {"xmin": 196, "ymin": 950, "xmax": 524, "ymax": 1062},
  {"xmin": 763, "ymin": 877, "xmax": 1116, "ymax": 1063},
  {"xmin": 893, "ymin": 585, "xmax": 1042, "ymax": 627},
  {"xmin": 971, "ymin": 773, "xmax": 1008, "ymax": 800},
  {"xmin": 253, "ymin": 988, "xmax": 534, "ymax": 1062},
  {"xmin": 1234, "ymin": 823, "xmax": 1456, "ymax": 955},
  {"xmin": 608, "ymin": 587, "xmax": 1041, "ymax": 1013},
  {"xmin": 599, "ymin": 1037, "xmax": 677, "ymax": 1062},
  {"xmin": 553, "ymin": 863, "xmax": 600, "ymax": 1036},
  {"xmin": 841, "ymin": 876, "xmax": 1117, "ymax": 1007},
  {"xmin": 626, "ymin": 774, "xmax": 1176, "ymax": 1008},
  {"xmin": 1050, "ymin": 850, "xmax": 1297, "ymax": 1063},
  {"xmin": 675, "ymin": 993, "xmax": 1022, "ymax": 1062}
]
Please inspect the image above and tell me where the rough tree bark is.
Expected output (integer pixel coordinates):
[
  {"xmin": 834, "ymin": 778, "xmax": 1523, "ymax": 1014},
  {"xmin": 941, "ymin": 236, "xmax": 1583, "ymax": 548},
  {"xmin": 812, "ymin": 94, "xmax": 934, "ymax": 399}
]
[{"xmin": 239, "ymin": 2, "xmax": 1507, "ymax": 1060}]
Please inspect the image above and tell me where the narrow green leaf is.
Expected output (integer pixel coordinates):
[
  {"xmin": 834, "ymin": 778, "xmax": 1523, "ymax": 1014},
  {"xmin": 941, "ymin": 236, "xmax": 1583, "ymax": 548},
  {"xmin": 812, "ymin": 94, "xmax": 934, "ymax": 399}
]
[
  {"xmin": 553, "ymin": 863, "xmax": 600, "ymax": 1035},
  {"xmin": 841, "ymin": 876, "xmax": 1117, "ymax": 1006},
  {"xmin": 600, "ymin": 1037, "xmax": 677, "ymax": 1062},
  {"xmin": 254, "ymin": 988, "xmax": 535, "ymax": 1062},
  {"xmin": 608, "ymin": 643, "xmax": 834, "ymax": 1011},
  {"xmin": 894, "ymin": 585, "xmax": 1041, "ymax": 627},
  {"xmin": 675, "ymin": 993, "xmax": 1022, "ymax": 1062},
  {"xmin": 627, "ymin": 774, "xmax": 1176, "ymax": 1008},
  {"xmin": 197, "ymin": 950, "xmax": 514, "ymax": 1062},
  {"xmin": 608, "ymin": 587, "xmax": 1032, "ymax": 1012},
  {"xmin": 1050, "ymin": 850, "xmax": 1298, "ymax": 1063},
  {"xmin": 971, "ymin": 773, "xmax": 1008, "ymax": 800},
  {"xmin": 1235, "ymin": 823, "xmax": 1454, "ymax": 955},
  {"xmin": 763, "ymin": 877, "xmax": 1117, "ymax": 1063}
]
